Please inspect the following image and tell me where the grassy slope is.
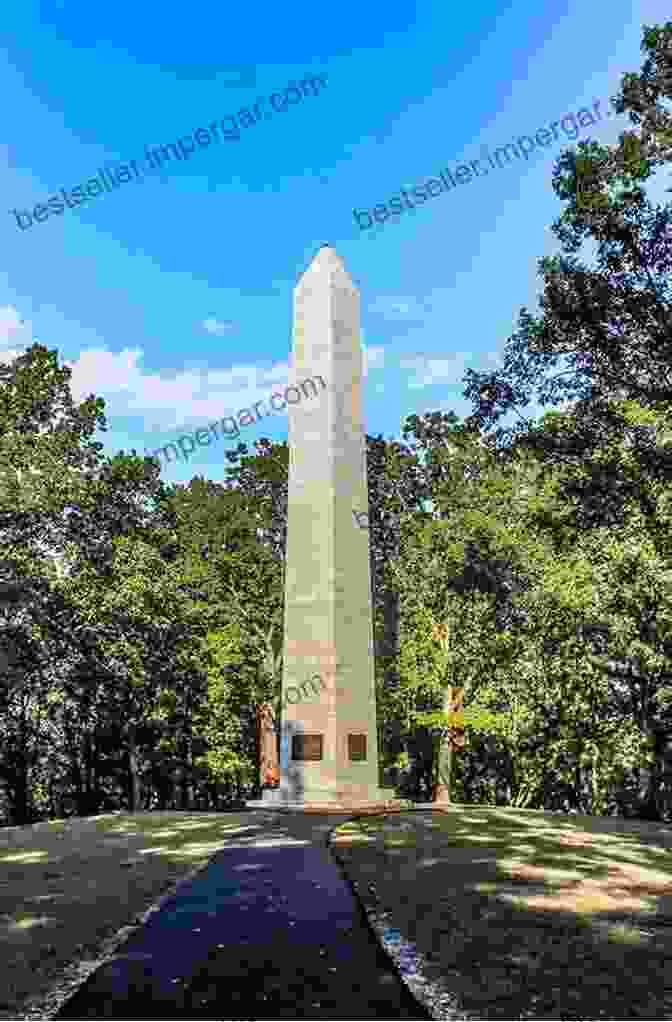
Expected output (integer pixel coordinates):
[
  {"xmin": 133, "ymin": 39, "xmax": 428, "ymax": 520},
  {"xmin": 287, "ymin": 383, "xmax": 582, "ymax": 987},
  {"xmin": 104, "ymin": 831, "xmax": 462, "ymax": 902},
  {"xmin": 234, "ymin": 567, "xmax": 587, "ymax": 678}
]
[
  {"xmin": 331, "ymin": 805, "xmax": 672, "ymax": 1021},
  {"xmin": 0, "ymin": 810, "xmax": 254, "ymax": 1020}
]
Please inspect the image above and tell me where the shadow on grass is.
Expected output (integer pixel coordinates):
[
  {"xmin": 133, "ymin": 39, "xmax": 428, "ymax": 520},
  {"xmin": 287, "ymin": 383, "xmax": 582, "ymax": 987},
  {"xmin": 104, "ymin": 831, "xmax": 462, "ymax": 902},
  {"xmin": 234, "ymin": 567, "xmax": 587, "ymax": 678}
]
[
  {"xmin": 0, "ymin": 810, "xmax": 278, "ymax": 1019},
  {"xmin": 331, "ymin": 806, "xmax": 672, "ymax": 1020}
]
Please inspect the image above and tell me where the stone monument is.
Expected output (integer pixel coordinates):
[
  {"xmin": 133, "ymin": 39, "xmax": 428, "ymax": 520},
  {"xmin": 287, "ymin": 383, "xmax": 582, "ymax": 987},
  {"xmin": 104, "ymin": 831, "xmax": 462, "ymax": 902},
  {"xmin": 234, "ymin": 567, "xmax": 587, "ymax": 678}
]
[{"xmin": 250, "ymin": 246, "xmax": 398, "ymax": 811}]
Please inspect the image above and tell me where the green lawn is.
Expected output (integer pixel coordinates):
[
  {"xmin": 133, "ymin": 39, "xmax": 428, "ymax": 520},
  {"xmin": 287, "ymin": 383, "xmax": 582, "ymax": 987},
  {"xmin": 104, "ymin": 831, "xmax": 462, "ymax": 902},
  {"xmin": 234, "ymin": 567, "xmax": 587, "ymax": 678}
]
[
  {"xmin": 331, "ymin": 805, "xmax": 672, "ymax": 1020},
  {"xmin": 0, "ymin": 810, "xmax": 255, "ymax": 1020}
]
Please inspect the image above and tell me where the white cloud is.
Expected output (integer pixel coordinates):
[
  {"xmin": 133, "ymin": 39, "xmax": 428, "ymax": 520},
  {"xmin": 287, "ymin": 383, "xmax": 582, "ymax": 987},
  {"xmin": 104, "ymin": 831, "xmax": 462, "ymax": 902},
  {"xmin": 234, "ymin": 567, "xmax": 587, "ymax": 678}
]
[
  {"xmin": 58, "ymin": 329, "xmax": 386, "ymax": 455},
  {"xmin": 400, "ymin": 349, "xmax": 504, "ymax": 389},
  {"xmin": 0, "ymin": 306, "xmax": 32, "ymax": 359},
  {"xmin": 202, "ymin": 317, "xmax": 236, "ymax": 336},
  {"xmin": 400, "ymin": 352, "xmax": 471, "ymax": 388},
  {"xmin": 367, "ymin": 296, "xmax": 432, "ymax": 321},
  {"xmin": 61, "ymin": 346, "xmax": 296, "ymax": 435}
]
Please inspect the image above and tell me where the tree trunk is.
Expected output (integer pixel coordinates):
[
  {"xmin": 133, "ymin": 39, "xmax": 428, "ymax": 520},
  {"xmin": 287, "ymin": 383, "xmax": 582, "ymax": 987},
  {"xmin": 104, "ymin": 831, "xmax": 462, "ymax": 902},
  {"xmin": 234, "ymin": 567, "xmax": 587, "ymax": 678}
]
[
  {"xmin": 126, "ymin": 725, "xmax": 141, "ymax": 813},
  {"xmin": 9, "ymin": 695, "xmax": 34, "ymax": 824},
  {"xmin": 434, "ymin": 733, "xmax": 453, "ymax": 803},
  {"xmin": 48, "ymin": 776, "xmax": 56, "ymax": 818},
  {"xmin": 2, "ymin": 739, "xmax": 32, "ymax": 825},
  {"xmin": 433, "ymin": 687, "xmax": 455, "ymax": 804},
  {"xmin": 5, "ymin": 764, "xmax": 31, "ymax": 825},
  {"xmin": 157, "ymin": 774, "xmax": 169, "ymax": 810},
  {"xmin": 69, "ymin": 739, "xmax": 85, "ymax": 815},
  {"xmin": 630, "ymin": 729, "xmax": 667, "ymax": 821},
  {"xmin": 83, "ymin": 731, "xmax": 101, "ymax": 815},
  {"xmin": 636, "ymin": 765, "xmax": 662, "ymax": 820},
  {"xmin": 73, "ymin": 731, "xmax": 98, "ymax": 816}
]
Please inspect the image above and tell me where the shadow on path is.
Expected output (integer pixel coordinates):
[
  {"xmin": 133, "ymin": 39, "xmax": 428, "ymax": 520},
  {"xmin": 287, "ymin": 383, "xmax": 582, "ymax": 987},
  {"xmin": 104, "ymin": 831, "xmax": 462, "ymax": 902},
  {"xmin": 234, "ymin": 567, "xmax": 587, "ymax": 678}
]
[{"xmin": 54, "ymin": 811, "xmax": 430, "ymax": 1019}]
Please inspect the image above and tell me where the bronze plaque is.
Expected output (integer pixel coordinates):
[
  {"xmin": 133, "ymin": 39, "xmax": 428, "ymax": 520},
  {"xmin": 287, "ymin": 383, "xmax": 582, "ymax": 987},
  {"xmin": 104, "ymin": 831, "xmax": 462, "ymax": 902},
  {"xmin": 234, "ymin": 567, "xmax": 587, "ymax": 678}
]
[
  {"xmin": 292, "ymin": 733, "xmax": 323, "ymax": 761},
  {"xmin": 348, "ymin": 734, "xmax": 367, "ymax": 761}
]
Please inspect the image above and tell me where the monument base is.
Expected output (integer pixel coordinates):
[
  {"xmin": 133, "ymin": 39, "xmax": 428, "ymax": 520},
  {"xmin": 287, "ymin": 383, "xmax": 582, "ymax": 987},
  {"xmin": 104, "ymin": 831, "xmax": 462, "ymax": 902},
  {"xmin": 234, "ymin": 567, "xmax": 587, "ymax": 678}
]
[{"xmin": 247, "ymin": 788, "xmax": 408, "ymax": 814}]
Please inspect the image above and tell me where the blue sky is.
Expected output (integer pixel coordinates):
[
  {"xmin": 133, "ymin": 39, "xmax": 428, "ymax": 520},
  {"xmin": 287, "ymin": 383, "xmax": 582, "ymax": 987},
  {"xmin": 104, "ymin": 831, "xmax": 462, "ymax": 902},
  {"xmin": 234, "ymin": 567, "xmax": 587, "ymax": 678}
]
[{"xmin": 2, "ymin": 0, "xmax": 670, "ymax": 487}]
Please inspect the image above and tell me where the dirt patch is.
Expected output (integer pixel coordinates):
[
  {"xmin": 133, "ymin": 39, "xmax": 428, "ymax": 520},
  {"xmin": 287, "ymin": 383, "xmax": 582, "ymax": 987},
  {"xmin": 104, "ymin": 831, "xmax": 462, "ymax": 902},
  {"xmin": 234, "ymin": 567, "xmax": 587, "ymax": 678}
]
[
  {"xmin": 0, "ymin": 810, "xmax": 255, "ymax": 1020},
  {"xmin": 331, "ymin": 806, "xmax": 672, "ymax": 1020}
]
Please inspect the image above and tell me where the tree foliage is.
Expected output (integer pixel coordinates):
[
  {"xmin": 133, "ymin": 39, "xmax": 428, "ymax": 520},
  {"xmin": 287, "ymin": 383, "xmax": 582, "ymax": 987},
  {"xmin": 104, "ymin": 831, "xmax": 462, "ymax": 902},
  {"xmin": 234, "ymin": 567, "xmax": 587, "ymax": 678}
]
[{"xmin": 2, "ymin": 21, "xmax": 672, "ymax": 826}]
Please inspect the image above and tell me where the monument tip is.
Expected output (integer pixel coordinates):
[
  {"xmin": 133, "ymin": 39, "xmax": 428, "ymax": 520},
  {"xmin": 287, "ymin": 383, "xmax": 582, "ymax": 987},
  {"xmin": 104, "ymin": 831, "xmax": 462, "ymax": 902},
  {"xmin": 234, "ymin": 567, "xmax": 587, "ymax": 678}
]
[{"xmin": 296, "ymin": 245, "xmax": 354, "ymax": 291}]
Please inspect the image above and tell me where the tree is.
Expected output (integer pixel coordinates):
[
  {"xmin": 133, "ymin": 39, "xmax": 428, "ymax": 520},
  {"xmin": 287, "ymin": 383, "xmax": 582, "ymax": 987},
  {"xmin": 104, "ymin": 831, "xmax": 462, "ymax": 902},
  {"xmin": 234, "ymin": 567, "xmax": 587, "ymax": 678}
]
[{"xmin": 460, "ymin": 21, "xmax": 672, "ymax": 535}]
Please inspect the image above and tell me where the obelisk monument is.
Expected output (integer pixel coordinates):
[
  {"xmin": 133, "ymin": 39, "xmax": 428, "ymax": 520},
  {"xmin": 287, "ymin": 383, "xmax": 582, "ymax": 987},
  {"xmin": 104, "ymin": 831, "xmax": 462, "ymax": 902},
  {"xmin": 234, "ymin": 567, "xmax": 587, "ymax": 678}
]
[{"xmin": 266, "ymin": 246, "xmax": 393, "ymax": 809}]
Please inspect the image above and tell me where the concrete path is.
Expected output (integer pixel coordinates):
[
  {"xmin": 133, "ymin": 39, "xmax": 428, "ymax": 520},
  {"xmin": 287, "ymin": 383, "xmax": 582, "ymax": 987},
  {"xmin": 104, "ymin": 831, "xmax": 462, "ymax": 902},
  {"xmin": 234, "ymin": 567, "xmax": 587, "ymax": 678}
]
[{"xmin": 54, "ymin": 810, "xmax": 431, "ymax": 1019}]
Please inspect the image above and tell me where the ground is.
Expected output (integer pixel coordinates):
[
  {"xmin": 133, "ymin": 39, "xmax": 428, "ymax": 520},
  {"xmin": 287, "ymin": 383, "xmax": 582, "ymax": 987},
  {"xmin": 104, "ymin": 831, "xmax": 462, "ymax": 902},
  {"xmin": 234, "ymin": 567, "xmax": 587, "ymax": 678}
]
[
  {"xmin": 0, "ymin": 810, "xmax": 252, "ymax": 1020},
  {"xmin": 2, "ymin": 805, "xmax": 671, "ymax": 1020},
  {"xmin": 331, "ymin": 805, "xmax": 672, "ymax": 1020}
]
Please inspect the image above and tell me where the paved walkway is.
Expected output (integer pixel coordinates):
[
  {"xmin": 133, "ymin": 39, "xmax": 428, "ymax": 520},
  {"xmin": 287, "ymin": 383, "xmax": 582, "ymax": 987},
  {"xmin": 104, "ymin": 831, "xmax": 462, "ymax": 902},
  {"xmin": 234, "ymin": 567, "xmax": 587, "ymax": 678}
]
[{"xmin": 54, "ymin": 810, "xmax": 431, "ymax": 1019}]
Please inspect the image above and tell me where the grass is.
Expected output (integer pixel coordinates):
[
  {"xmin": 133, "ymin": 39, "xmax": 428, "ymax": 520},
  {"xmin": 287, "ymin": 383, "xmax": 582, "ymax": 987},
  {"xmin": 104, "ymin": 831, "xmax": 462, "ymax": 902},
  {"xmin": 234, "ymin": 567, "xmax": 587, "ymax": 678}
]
[
  {"xmin": 0, "ymin": 809, "xmax": 256, "ymax": 1020},
  {"xmin": 331, "ymin": 805, "xmax": 672, "ymax": 1020}
]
